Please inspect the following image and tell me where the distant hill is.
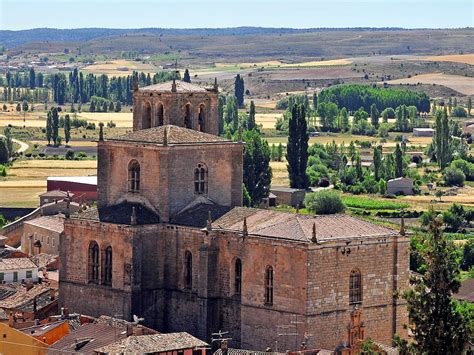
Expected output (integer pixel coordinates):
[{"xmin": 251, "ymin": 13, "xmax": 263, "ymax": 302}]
[{"xmin": 0, "ymin": 27, "xmax": 413, "ymax": 48}]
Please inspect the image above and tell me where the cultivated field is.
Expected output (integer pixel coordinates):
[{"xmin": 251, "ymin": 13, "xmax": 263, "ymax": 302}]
[
  {"xmin": 269, "ymin": 161, "xmax": 289, "ymax": 186},
  {"xmin": 418, "ymin": 54, "xmax": 474, "ymax": 65},
  {"xmin": 255, "ymin": 113, "xmax": 282, "ymax": 129},
  {"xmin": 82, "ymin": 59, "xmax": 160, "ymax": 77},
  {"xmin": 387, "ymin": 73, "xmax": 474, "ymax": 96}
]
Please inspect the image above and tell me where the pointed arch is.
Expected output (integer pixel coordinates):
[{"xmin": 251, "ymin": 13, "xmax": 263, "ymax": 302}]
[
  {"xmin": 88, "ymin": 241, "xmax": 99, "ymax": 284},
  {"xmin": 184, "ymin": 103, "xmax": 192, "ymax": 129},
  {"xmin": 156, "ymin": 102, "xmax": 164, "ymax": 126},
  {"xmin": 194, "ymin": 163, "xmax": 208, "ymax": 195},
  {"xmin": 128, "ymin": 160, "xmax": 140, "ymax": 192},
  {"xmin": 198, "ymin": 103, "xmax": 206, "ymax": 132},
  {"xmin": 349, "ymin": 268, "xmax": 362, "ymax": 304},
  {"xmin": 102, "ymin": 246, "xmax": 112, "ymax": 286},
  {"xmin": 143, "ymin": 101, "xmax": 152, "ymax": 129}
]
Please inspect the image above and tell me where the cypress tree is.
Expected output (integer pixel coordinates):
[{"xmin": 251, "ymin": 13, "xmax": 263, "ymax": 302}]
[
  {"xmin": 370, "ymin": 103, "xmax": 379, "ymax": 128},
  {"xmin": 51, "ymin": 107, "xmax": 59, "ymax": 146},
  {"xmin": 64, "ymin": 114, "xmax": 71, "ymax": 144},
  {"xmin": 46, "ymin": 110, "xmax": 53, "ymax": 145},
  {"xmin": 248, "ymin": 100, "xmax": 256, "ymax": 130},
  {"xmin": 234, "ymin": 74, "xmax": 244, "ymax": 107},
  {"xmin": 183, "ymin": 69, "xmax": 191, "ymax": 83},
  {"xmin": 287, "ymin": 104, "xmax": 309, "ymax": 189},
  {"xmin": 395, "ymin": 143, "xmax": 403, "ymax": 177},
  {"xmin": 373, "ymin": 145, "xmax": 382, "ymax": 181},
  {"xmin": 468, "ymin": 97, "xmax": 472, "ymax": 117}
]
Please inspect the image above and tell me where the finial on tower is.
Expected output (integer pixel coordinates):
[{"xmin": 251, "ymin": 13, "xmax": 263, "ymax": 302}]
[
  {"xmin": 311, "ymin": 222, "xmax": 318, "ymax": 243},
  {"xmin": 214, "ymin": 77, "xmax": 218, "ymax": 92},
  {"xmin": 131, "ymin": 207, "xmax": 137, "ymax": 226},
  {"xmin": 243, "ymin": 217, "xmax": 248, "ymax": 236},
  {"xmin": 99, "ymin": 122, "xmax": 104, "ymax": 141},
  {"xmin": 171, "ymin": 78, "xmax": 177, "ymax": 93},
  {"xmin": 206, "ymin": 210, "xmax": 212, "ymax": 232},
  {"xmin": 400, "ymin": 215, "xmax": 406, "ymax": 236}
]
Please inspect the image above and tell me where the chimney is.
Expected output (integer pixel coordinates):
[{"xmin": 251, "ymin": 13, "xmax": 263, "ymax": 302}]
[
  {"xmin": 242, "ymin": 217, "xmax": 248, "ymax": 236},
  {"xmin": 8, "ymin": 312, "xmax": 14, "ymax": 327},
  {"xmin": 311, "ymin": 222, "xmax": 318, "ymax": 244},
  {"xmin": 126, "ymin": 325, "xmax": 133, "ymax": 337},
  {"xmin": 400, "ymin": 215, "xmax": 406, "ymax": 236}
]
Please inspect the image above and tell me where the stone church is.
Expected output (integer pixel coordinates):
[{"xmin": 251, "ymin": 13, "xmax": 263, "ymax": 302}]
[{"xmin": 59, "ymin": 79, "xmax": 409, "ymax": 351}]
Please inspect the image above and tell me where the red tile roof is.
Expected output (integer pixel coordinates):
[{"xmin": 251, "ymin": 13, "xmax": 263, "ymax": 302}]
[
  {"xmin": 109, "ymin": 125, "xmax": 230, "ymax": 145},
  {"xmin": 213, "ymin": 208, "xmax": 397, "ymax": 243},
  {"xmin": 139, "ymin": 80, "xmax": 208, "ymax": 93}
]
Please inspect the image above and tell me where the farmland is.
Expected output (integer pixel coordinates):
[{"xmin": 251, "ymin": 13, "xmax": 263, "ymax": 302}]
[{"xmin": 387, "ymin": 73, "xmax": 474, "ymax": 96}]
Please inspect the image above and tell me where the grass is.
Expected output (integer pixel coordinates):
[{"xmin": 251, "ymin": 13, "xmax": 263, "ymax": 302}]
[{"xmin": 341, "ymin": 195, "xmax": 410, "ymax": 210}]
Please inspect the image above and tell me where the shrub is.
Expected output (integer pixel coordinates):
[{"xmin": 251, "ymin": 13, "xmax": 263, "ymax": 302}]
[
  {"xmin": 65, "ymin": 150, "xmax": 75, "ymax": 160},
  {"xmin": 304, "ymin": 190, "xmax": 345, "ymax": 214},
  {"xmin": 451, "ymin": 106, "xmax": 467, "ymax": 117},
  {"xmin": 443, "ymin": 167, "xmax": 465, "ymax": 186}
]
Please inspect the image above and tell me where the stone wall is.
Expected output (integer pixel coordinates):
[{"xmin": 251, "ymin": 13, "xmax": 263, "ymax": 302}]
[{"xmin": 21, "ymin": 223, "xmax": 62, "ymax": 256}]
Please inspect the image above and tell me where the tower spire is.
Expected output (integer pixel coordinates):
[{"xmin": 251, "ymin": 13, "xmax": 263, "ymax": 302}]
[
  {"xmin": 171, "ymin": 78, "xmax": 177, "ymax": 93},
  {"xmin": 311, "ymin": 222, "xmax": 318, "ymax": 243}
]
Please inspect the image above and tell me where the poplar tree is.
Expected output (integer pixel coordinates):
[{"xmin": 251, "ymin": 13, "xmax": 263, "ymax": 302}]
[
  {"xmin": 287, "ymin": 104, "xmax": 309, "ymax": 189},
  {"xmin": 234, "ymin": 74, "xmax": 244, "ymax": 107},
  {"xmin": 373, "ymin": 145, "xmax": 382, "ymax": 181},
  {"xmin": 64, "ymin": 114, "xmax": 71, "ymax": 144},
  {"xmin": 339, "ymin": 107, "xmax": 349, "ymax": 132},
  {"xmin": 46, "ymin": 110, "xmax": 53, "ymax": 145},
  {"xmin": 51, "ymin": 107, "xmax": 59, "ymax": 146},
  {"xmin": 370, "ymin": 103, "xmax": 379, "ymax": 128},
  {"xmin": 468, "ymin": 97, "xmax": 472, "ymax": 117},
  {"xmin": 395, "ymin": 143, "xmax": 403, "ymax": 177}
]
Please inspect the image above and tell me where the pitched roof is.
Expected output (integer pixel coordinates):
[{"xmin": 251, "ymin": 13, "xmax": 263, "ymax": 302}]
[
  {"xmin": 0, "ymin": 284, "xmax": 54, "ymax": 311},
  {"xmin": 213, "ymin": 208, "xmax": 397, "ymax": 243},
  {"xmin": 94, "ymin": 332, "xmax": 208, "ymax": 354},
  {"xmin": 171, "ymin": 202, "xmax": 232, "ymax": 228},
  {"xmin": 47, "ymin": 176, "xmax": 97, "ymax": 185},
  {"xmin": 214, "ymin": 349, "xmax": 286, "ymax": 355},
  {"xmin": 139, "ymin": 80, "xmax": 208, "ymax": 93},
  {"xmin": 48, "ymin": 323, "xmax": 128, "ymax": 354},
  {"xmin": 21, "ymin": 320, "xmax": 67, "ymax": 337},
  {"xmin": 109, "ymin": 125, "xmax": 230, "ymax": 145},
  {"xmin": 24, "ymin": 216, "xmax": 64, "ymax": 234},
  {"xmin": 74, "ymin": 202, "xmax": 160, "ymax": 225},
  {"xmin": 0, "ymin": 258, "xmax": 37, "ymax": 271},
  {"xmin": 39, "ymin": 190, "xmax": 73, "ymax": 198},
  {"xmin": 455, "ymin": 278, "xmax": 474, "ymax": 303}
]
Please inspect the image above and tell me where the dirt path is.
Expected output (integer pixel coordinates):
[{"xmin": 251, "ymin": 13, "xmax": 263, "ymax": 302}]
[{"xmin": 0, "ymin": 135, "xmax": 29, "ymax": 153}]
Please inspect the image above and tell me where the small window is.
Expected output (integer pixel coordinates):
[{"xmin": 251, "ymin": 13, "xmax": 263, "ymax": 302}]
[
  {"xmin": 194, "ymin": 163, "xmax": 208, "ymax": 195},
  {"xmin": 26, "ymin": 270, "xmax": 32, "ymax": 279},
  {"xmin": 349, "ymin": 269, "xmax": 362, "ymax": 304},
  {"xmin": 47, "ymin": 236, "xmax": 50, "ymax": 245},
  {"xmin": 265, "ymin": 266, "xmax": 273, "ymax": 305},
  {"xmin": 103, "ymin": 246, "xmax": 113, "ymax": 286},
  {"xmin": 185, "ymin": 251, "xmax": 192, "ymax": 288},
  {"xmin": 52, "ymin": 238, "xmax": 55, "ymax": 247},
  {"xmin": 235, "ymin": 258, "xmax": 242, "ymax": 294},
  {"xmin": 13, "ymin": 272, "xmax": 18, "ymax": 282},
  {"xmin": 88, "ymin": 241, "xmax": 100, "ymax": 284},
  {"xmin": 128, "ymin": 160, "xmax": 140, "ymax": 192}
]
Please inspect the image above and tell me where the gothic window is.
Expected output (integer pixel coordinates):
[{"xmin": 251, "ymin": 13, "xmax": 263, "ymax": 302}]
[
  {"xmin": 265, "ymin": 266, "xmax": 273, "ymax": 305},
  {"xmin": 198, "ymin": 104, "xmax": 206, "ymax": 132},
  {"xmin": 194, "ymin": 163, "xmax": 208, "ymax": 195},
  {"xmin": 349, "ymin": 269, "xmax": 362, "ymax": 304},
  {"xmin": 184, "ymin": 104, "xmax": 192, "ymax": 129},
  {"xmin": 88, "ymin": 241, "xmax": 100, "ymax": 284},
  {"xmin": 128, "ymin": 160, "xmax": 140, "ymax": 192},
  {"xmin": 102, "ymin": 246, "xmax": 112, "ymax": 286},
  {"xmin": 157, "ymin": 103, "xmax": 164, "ymax": 126},
  {"xmin": 235, "ymin": 258, "xmax": 242, "ymax": 295},
  {"xmin": 143, "ymin": 102, "xmax": 152, "ymax": 129},
  {"xmin": 185, "ymin": 251, "xmax": 192, "ymax": 288}
]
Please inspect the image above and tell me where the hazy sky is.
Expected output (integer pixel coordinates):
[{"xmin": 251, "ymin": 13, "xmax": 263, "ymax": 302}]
[{"xmin": 1, "ymin": 0, "xmax": 473, "ymax": 30}]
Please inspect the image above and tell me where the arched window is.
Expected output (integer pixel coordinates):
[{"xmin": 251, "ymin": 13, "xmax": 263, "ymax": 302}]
[
  {"xmin": 265, "ymin": 266, "xmax": 273, "ymax": 305},
  {"xmin": 349, "ymin": 269, "xmax": 362, "ymax": 304},
  {"xmin": 194, "ymin": 163, "xmax": 208, "ymax": 195},
  {"xmin": 185, "ymin": 251, "xmax": 192, "ymax": 288},
  {"xmin": 143, "ymin": 102, "xmax": 152, "ymax": 129},
  {"xmin": 156, "ymin": 103, "xmax": 164, "ymax": 126},
  {"xmin": 235, "ymin": 258, "xmax": 242, "ymax": 295},
  {"xmin": 88, "ymin": 241, "xmax": 99, "ymax": 284},
  {"xmin": 102, "ymin": 246, "xmax": 112, "ymax": 286},
  {"xmin": 128, "ymin": 160, "xmax": 140, "ymax": 192},
  {"xmin": 184, "ymin": 104, "xmax": 192, "ymax": 129},
  {"xmin": 198, "ymin": 104, "xmax": 206, "ymax": 132}
]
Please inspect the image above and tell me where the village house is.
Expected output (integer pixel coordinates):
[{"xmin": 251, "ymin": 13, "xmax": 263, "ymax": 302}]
[
  {"xmin": 0, "ymin": 257, "xmax": 38, "ymax": 283},
  {"xmin": 22, "ymin": 216, "xmax": 64, "ymax": 256},
  {"xmin": 59, "ymin": 80, "xmax": 409, "ymax": 351},
  {"xmin": 387, "ymin": 177, "xmax": 414, "ymax": 196}
]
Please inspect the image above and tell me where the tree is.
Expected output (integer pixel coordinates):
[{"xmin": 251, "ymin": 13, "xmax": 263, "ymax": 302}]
[
  {"xmin": 242, "ymin": 129, "xmax": 272, "ymax": 206},
  {"xmin": 64, "ymin": 114, "xmax": 71, "ymax": 144},
  {"xmin": 218, "ymin": 95, "xmax": 225, "ymax": 135},
  {"xmin": 312, "ymin": 92, "xmax": 318, "ymax": 111},
  {"xmin": 467, "ymin": 97, "xmax": 472, "ymax": 117},
  {"xmin": 51, "ymin": 107, "xmax": 59, "ymax": 146},
  {"xmin": 339, "ymin": 107, "xmax": 349, "ymax": 132},
  {"xmin": 317, "ymin": 102, "xmax": 339, "ymax": 131},
  {"xmin": 395, "ymin": 143, "xmax": 404, "ymax": 178},
  {"xmin": 287, "ymin": 104, "xmax": 309, "ymax": 189},
  {"xmin": 381, "ymin": 107, "xmax": 395, "ymax": 122},
  {"xmin": 0, "ymin": 138, "xmax": 9, "ymax": 164},
  {"xmin": 370, "ymin": 103, "xmax": 379, "ymax": 128},
  {"xmin": 247, "ymin": 100, "xmax": 256, "ymax": 130},
  {"xmin": 433, "ymin": 109, "xmax": 452, "ymax": 169},
  {"xmin": 234, "ymin": 74, "xmax": 245, "ymax": 107},
  {"xmin": 225, "ymin": 96, "xmax": 239, "ymax": 132},
  {"xmin": 373, "ymin": 145, "xmax": 383, "ymax": 181},
  {"xmin": 3, "ymin": 127, "xmax": 13, "ymax": 159},
  {"xmin": 378, "ymin": 178, "xmax": 387, "ymax": 195},
  {"xmin": 46, "ymin": 110, "xmax": 53, "ymax": 145},
  {"xmin": 114, "ymin": 101, "xmax": 122, "ymax": 112},
  {"xmin": 401, "ymin": 217, "xmax": 473, "ymax": 354},
  {"xmin": 451, "ymin": 106, "xmax": 467, "ymax": 118},
  {"xmin": 183, "ymin": 69, "xmax": 191, "ymax": 83},
  {"xmin": 443, "ymin": 167, "xmax": 465, "ymax": 186},
  {"xmin": 22, "ymin": 100, "xmax": 28, "ymax": 122},
  {"xmin": 29, "ymin": 67, "xmax": 36, "ymax": 89},
  {"xmin": 304, "ymin": 190, "xmax": 345, "ymax": 214},
  {"xmin": 15, "ymin": 102, "xmax": 20, "ymax": 113}
]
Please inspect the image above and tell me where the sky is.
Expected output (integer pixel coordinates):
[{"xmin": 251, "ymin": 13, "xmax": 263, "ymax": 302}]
[{"xmin": 0, "ymin": 0, "xmax": 473, "ymax": 30}]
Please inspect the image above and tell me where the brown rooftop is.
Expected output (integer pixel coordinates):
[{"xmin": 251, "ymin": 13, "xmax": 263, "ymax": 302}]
[
  {"xmin": 109, "ymin": 125, "xmax": 230, "ymax": 145},
  {"xmin": 213, "ymin": 208, "xmax": 397, "ymax": 243},
  {"xmin": 39, "ymin": 190, "xmax": 73, "ymax": 198},
  {"xmin": 94, "ymin": 332, "xmax": 208, "ymax": 354},
  {"xmin": 0, "ymin": 258, "xmax": 37, "ymax": 271},
  {"xmin": 139, "ymin": 80, "xmax": 208, "ymax": 93},
  {"xmin": 24, "ymin": 216, "xmax": 65, "ymax": 234}
]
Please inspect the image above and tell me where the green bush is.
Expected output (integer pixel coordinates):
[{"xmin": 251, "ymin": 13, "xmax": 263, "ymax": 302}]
[
  {"xmin": 443, "ymin": 167, "xmax": 465, "ymax": 186},
  {"xmin": 304, "ymin": 190, "xmax": 345, "ymax": 214},
  {"xmin": 65, "ymin": 150, "xmax": 75, "ymax": 160},
  {"xmin": 451, "ymin": 106, "xmax": 467, "ymax": 117}
]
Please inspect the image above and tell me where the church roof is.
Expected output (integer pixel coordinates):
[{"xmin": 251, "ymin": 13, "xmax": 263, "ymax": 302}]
[
  {"xmin": 139, "ymin": 80, "xmax": 209, "ymax": 93},
  {"xmin": 109, "ymin": 125, "xmax": 230, "ymax": 145},
  {"xmin": 171, "ymin": 203, "xmax": 232, "ymax": 228},
  {"xmin": 74, "ymin": 202, "xmax": 160, "ymax": 225},
  {"xmin": 213, "ymin": 208, "xmax": 397, "ymax": 243}
]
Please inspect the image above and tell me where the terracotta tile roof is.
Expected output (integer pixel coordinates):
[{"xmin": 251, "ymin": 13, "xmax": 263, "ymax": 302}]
[
  {"xmin": 0, "ymin": 284, "xmax": 53, "ymax": 311},
  {"xmin": 73, "ymin": 202, "xmax": 160, "ymax": 225},
  {"xmin": 94, "ymin": 332, "xmax": 208, "ymax": 354},
  {"xmin": 214, "ymin": 349, "xmax": 286, "ymax": 355},
  {"xmin": 39, "ymin": 190, "xmax": 73, "ymax": 198},
  {"xmin": 455, "ymin": 278, "xmax": 474, "ymax": 303},
  {"xmin": 21, "ymin": 320, "xmax": 67, "ymax": 337},
  {"xmin": 139, "ymin": 80, "xmax": 208, "ymax": 93},
  {"xmin": 48, "ymin": 323, "xmax": 127, "ymax": 354},
  {"xmin": 213, "ymin": 208, "xmax": 397, "ymax": 243},
  {"xmin": 171, "ymin": 202, "xmax": 232, "ymax": 228},
  {"xmin": 0, "ymin": 257, "xmax": 37, "ymax": 271},
  {"xmin": 24, "ymin": 216, "xmax": 64, "ymax": 234},
  {"xmin": 109, "ymin": 125, "xmax": 230, "ymax": 145}
]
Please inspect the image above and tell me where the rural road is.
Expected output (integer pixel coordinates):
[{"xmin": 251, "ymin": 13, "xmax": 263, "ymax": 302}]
[{"xmin": 0, "ymin": 135, "xmax": 29, "ymax": 153}]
